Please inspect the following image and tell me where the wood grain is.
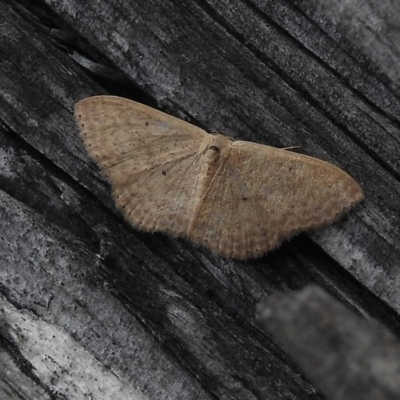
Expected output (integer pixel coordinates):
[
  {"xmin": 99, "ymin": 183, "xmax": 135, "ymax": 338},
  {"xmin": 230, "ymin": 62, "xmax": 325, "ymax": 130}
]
[{"xmin": 0, "ymin": 0, "xmax": 399, "ymax": 399}]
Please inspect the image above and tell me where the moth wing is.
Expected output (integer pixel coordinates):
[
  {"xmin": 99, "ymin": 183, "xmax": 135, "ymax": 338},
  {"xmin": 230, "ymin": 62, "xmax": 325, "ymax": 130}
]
[
  {"xmin": 189, "ymin": 140, "xmax": 363, "ymax": 259},
  {"xmin": 75, "ymin": 96, "xmax": 210, "ymax": 235},
  {"xmin": 229, "ymin": 141, "xmax": 364, "ymax": 244},
  {"xmin": 188, "ymin": 161, "xmax": 272, "ymax": 260}
]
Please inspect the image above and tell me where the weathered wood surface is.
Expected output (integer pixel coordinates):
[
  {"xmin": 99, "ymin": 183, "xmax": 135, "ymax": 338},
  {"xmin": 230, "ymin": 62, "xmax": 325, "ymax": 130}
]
[
  {"xmin": 1, "ymin": 0, "xmax": 400, "ymax": 399},
  {"xmin": 259, "ymin": 285, "xmax": 400, "ymax": 400}
]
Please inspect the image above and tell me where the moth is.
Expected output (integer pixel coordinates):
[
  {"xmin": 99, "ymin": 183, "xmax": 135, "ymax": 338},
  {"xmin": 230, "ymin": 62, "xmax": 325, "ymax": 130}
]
[{"xmin": 75, "ymin": 96, "xmax": 364, "ymax": 260}]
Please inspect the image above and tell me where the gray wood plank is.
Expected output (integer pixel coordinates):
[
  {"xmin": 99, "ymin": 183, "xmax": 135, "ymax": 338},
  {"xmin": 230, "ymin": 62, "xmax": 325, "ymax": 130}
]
[
  {"xmin": 259, "ymin": 285, "xmax": 400, "ymax": 400},
  {"xmin": 1, "ymin": 0, "xmax": 400, "ymax": 398}
]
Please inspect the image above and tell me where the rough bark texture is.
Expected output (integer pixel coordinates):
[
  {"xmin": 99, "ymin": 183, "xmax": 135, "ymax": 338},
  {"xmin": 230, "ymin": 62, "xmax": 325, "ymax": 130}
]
[{"xmin": 1, "ymin": 0, "xmax": 400, "ymax": 399}]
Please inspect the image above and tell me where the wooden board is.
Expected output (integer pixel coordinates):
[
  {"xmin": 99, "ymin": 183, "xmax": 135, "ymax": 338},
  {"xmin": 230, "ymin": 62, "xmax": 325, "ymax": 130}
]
[{"xmin": 1, "ymin": 0, "xmax": 400, "ymax": 398}]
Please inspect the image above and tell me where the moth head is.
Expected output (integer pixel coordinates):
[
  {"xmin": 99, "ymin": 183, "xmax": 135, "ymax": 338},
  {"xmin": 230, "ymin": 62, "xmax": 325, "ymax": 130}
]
[{"xmin": 204, "ymin": 134, "xmax": 234, "ymax": 158}]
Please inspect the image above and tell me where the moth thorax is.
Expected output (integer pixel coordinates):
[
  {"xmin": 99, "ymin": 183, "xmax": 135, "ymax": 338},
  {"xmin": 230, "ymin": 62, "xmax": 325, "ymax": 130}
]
[{"xmin": 204, "ymin": 134, "xmax": 232, "ymax": 161}]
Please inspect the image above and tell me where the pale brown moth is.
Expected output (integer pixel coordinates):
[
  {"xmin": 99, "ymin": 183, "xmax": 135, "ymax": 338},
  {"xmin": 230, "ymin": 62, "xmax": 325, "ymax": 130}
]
[{"xmin": 75, "ymin": 96, "xmax": 364, "ymax": 260}]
